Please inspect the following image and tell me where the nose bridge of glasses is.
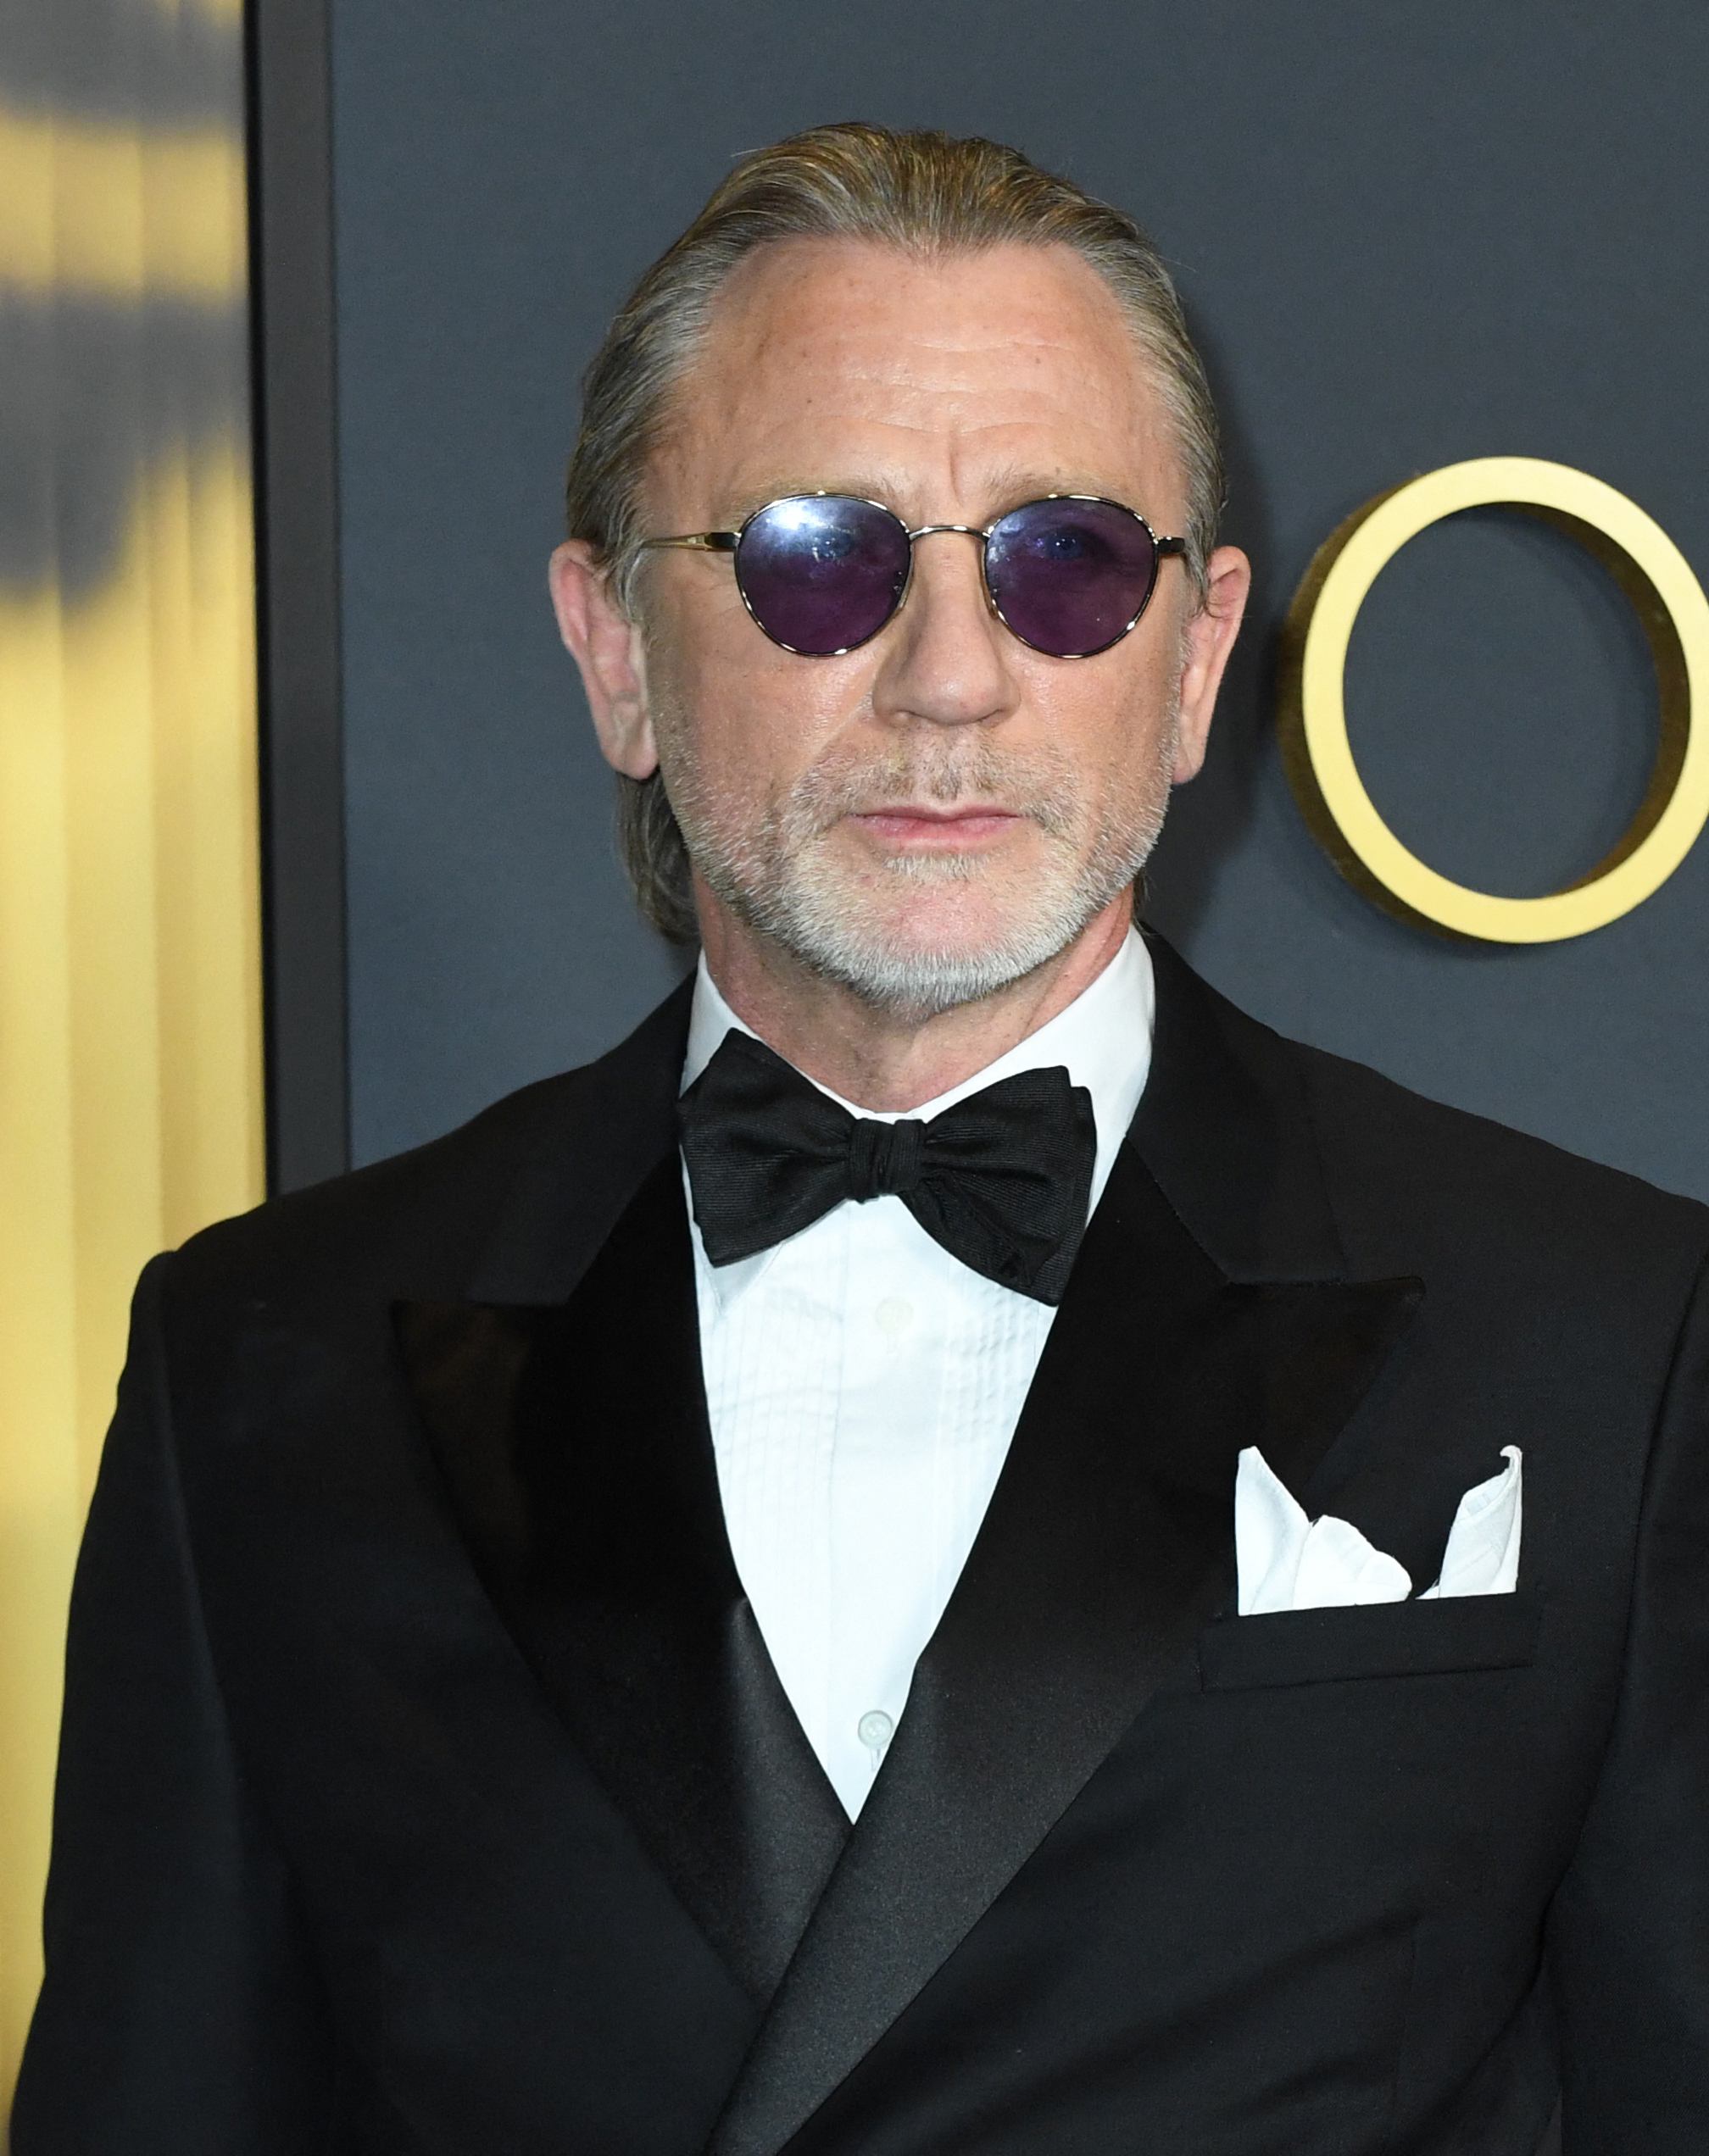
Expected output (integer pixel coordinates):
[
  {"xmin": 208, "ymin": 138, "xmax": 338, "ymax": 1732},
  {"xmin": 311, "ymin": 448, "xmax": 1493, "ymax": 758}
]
[
  {"xmin": 899, "ymin": 522, "xmax": 1002, "ymax": 631},
  {"xmin": 905, "ymin": 521, "xmax": 988, "ymax": 545}
]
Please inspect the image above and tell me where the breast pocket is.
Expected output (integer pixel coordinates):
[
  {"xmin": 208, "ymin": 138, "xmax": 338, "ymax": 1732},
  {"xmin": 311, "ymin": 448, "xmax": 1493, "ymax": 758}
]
[{"xmin": 1197, "ymin": 1592, "xmax": 1543, "ymax": 1692}]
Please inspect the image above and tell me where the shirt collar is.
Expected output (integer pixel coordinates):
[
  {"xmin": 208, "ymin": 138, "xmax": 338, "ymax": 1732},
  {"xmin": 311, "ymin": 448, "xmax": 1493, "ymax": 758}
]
[{"xmin": 682, "ymin": 929, "xmax": 1155, "ymax": 1308}]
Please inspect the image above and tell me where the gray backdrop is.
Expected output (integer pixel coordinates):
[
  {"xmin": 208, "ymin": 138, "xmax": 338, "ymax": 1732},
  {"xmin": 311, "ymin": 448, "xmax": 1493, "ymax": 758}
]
[{"xmin": 327, "ymin": 0, "xmax": 1709, "ymax": 1201}]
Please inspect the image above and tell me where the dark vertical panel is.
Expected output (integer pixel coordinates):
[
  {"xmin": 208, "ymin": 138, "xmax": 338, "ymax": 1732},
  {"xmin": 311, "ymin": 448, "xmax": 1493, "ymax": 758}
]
[{"xmin": 247, "ymin": 0, "xmax": 348, "ymax": 1191}]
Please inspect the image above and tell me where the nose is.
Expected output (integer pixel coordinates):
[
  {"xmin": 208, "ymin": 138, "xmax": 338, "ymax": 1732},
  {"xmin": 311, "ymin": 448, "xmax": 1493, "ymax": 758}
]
[{"xmin": 869, "ymin": 528, "xmax": 1019, "ymax": 731}]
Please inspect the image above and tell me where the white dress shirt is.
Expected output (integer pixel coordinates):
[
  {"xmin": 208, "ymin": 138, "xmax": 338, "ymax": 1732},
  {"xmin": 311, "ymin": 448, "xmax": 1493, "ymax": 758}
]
[{"xmin": 682, "ymin": 929, "xmax": 1155, "ymax": 1818}]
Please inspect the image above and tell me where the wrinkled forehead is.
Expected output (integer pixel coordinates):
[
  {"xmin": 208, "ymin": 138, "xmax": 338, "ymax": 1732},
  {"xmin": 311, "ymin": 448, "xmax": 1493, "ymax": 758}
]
[{"xmin": 649, "ymin": 236, "xmax": 1185, "ymax": 520}]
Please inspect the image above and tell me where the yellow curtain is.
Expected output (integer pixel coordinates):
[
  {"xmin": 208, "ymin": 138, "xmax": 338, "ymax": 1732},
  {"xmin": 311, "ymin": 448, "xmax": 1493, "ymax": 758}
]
[{"xmin": 0, "ymin": 0, "xmax": 262, "ymax": 2099}]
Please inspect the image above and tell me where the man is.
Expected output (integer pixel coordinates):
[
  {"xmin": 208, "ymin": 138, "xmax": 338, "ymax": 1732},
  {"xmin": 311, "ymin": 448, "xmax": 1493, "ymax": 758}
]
[{"xmin": 13, "ymin": 124, "xmax": 1709, "ymax": 2155}]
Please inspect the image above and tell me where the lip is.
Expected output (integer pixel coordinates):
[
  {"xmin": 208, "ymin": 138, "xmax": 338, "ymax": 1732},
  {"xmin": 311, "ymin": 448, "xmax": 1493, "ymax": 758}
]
[{"xmin": 848, "ymin": 804, "xmax": 1023, "ymax": 844}]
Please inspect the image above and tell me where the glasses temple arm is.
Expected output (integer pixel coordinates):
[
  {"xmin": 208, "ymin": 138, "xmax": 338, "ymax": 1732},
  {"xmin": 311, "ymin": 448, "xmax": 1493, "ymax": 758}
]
[{"xmin": 636, "ymin": 532, "xmax": 739, "ymax": 553}]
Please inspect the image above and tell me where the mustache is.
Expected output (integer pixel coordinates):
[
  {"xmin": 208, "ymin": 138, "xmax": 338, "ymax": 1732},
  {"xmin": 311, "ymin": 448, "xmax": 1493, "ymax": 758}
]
[{"xmin": 778, "ymin": 735, "xmax": 1082, "ymax": 838}]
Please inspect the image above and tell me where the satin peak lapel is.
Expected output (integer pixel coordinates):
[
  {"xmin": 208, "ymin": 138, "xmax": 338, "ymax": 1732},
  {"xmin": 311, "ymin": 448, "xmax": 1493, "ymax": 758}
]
[{"xmin": 396, "ymin": 1158, "xmax": 849, "ymax": 2003}]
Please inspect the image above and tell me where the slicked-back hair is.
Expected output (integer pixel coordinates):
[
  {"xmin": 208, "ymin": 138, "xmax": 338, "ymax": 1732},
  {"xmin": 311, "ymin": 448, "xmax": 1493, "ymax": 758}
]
[{"xmin": 565, "ymin": 122, "xmax": 1224, "ymax": 944}]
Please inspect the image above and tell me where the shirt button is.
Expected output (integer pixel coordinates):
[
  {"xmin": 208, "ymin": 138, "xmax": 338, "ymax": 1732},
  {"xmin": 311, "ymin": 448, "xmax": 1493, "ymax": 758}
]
[
  {"xmin": 874, "ymin": 1297, "xmax": 914, "ymax": 1336},
  {"xmin": 857, "ymin": 1709, "xmax": 894, "ymax": 1759}
]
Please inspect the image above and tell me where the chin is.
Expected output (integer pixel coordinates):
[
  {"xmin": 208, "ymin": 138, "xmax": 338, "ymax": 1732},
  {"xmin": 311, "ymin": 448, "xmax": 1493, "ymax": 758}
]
[{"xmin": 758, "ymin": 859, "xmax": 1118, "ymax": 1018}]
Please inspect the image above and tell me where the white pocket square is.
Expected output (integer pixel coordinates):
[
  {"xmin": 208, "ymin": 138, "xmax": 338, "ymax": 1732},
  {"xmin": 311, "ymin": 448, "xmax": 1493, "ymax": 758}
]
[{"xmin": 1235, "ymin": 1446, "xmax": 1523, "ymax": 1614}]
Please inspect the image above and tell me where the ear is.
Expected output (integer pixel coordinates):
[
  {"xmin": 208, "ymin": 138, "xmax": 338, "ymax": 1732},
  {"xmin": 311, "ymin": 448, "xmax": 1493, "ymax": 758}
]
[
  {"xmin": 548, "ymin": 542, "xmax": 658, "ymax": 778},
  {"xmin": 1171, "ymin": 543, "xmax": 1251, "ymax": 783}
]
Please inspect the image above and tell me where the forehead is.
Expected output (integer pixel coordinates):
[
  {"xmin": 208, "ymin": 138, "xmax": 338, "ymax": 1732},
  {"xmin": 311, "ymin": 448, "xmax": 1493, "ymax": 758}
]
[{"xmin": 655, "ymin": 236, "xmax": 1179, "ymax": 517}]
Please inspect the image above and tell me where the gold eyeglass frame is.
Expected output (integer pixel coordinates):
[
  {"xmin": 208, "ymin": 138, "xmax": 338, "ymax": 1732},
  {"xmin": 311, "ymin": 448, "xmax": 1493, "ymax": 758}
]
[{"xmin": 638, "ymin": 491, "xmax": 1188, "ymax": 658}]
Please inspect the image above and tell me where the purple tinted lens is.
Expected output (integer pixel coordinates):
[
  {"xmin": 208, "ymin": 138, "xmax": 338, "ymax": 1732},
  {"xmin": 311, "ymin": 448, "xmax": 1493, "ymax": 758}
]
[
  {"xmin": 734, "ymin": 496, "xmax": 911, "ymax": 654},
  {"xmin": 984, "ymin": 498, "xmax": 1159, "ymax": 657}
]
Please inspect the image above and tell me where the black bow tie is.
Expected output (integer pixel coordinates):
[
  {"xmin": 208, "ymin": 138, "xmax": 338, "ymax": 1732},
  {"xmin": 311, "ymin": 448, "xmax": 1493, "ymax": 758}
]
[{"xmin": 677, "ymin": 1031, "xmax": 1096, "ymax": 1305}]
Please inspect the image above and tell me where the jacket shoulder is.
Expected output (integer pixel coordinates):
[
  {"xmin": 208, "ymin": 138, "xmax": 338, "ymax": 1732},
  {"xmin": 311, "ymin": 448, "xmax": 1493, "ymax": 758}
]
[
  {"xmin": 1286, "ymin": 1024, "xmax": 1709, "ymax": 1281},
  {"xmin": 168, "ymin": 979, "xmax": 693, "ymax": 1312},
  {"xmin": 1143, "ymin": 932, "xmax": 1709, "ymax": 1298}
]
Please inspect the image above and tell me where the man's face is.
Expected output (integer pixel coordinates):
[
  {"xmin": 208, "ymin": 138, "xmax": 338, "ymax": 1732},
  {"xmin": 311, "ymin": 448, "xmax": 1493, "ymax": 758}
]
[{"xmin": 561, "ymin": 237, "xmax": 1244, "ymax": 1012}]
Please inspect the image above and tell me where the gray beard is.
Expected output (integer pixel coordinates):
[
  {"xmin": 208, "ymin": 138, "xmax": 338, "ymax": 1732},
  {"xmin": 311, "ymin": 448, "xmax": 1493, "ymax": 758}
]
[{"xmin": 661, "ymin": 720, "xmax": 1177, "ymax": 1018}]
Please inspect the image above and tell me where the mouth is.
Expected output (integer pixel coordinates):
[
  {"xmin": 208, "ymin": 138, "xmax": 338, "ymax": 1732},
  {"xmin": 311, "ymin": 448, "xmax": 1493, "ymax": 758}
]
[{"xmin": 845, "ymin": 803, "xmax": 1026, "ymax": 847}]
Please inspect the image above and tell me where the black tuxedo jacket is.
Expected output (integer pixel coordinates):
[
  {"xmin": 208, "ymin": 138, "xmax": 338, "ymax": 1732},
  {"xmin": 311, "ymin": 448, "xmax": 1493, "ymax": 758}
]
[{"xmin": 14, "ymin": 937, "xmax": 1709, "ymax": 2155}]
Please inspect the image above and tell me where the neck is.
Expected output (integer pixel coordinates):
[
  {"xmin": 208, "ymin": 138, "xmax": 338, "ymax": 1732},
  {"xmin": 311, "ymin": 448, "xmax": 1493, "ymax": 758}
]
[{"xmin": 695, "ymin": 890, "xmax": 1134, "ymax": 1112}]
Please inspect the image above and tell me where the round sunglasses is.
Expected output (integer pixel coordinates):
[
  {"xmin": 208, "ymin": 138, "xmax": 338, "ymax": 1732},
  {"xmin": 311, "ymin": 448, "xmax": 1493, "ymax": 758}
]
[{"xmin": 637, "ymin": 492, "xmax": 1187, "ymax": 659}]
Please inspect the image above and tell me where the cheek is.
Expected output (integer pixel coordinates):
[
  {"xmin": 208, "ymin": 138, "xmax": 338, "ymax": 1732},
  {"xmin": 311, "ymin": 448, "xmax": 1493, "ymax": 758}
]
[
  {"xmin": 1033, "ymin": 655, "xmax": 1175, "ymax": 801},
  {"xmin": 650, "ymin": 604, "xmax": 870, "ymax": 801}
]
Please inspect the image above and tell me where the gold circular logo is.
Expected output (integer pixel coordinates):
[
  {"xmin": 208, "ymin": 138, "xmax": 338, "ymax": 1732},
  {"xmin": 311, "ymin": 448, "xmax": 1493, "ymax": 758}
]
[{"xmin": 1277, "ymin": 456, "xmax": 1709, "ymax": 942}]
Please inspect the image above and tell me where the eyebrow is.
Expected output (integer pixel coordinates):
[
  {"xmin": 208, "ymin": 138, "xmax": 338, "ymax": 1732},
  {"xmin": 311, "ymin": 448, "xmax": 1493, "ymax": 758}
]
[{"xmin": 719, "ymin": 467, "xmax": 1136, "ymax": 525}]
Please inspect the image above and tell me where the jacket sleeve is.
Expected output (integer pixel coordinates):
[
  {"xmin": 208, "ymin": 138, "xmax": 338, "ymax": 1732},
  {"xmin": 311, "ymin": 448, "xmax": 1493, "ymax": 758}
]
[
  {"xmin": 8, "ymin": 1254, "xmax": 336, "ymax": 2153},
  {"xmin": 1547, "ymin": 1254, "xmax": 1709, "ymax": 2152}
]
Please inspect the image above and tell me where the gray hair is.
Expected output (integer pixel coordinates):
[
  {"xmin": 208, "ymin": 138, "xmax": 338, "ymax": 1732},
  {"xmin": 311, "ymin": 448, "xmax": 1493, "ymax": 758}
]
[{"xmin": 565, "ymin": 122, "xmax": 1225, "ymax": 945}]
